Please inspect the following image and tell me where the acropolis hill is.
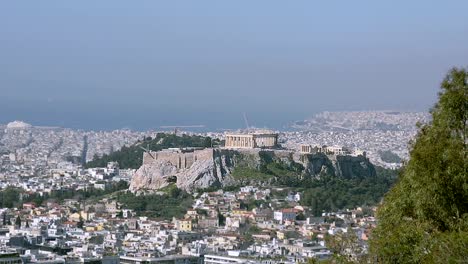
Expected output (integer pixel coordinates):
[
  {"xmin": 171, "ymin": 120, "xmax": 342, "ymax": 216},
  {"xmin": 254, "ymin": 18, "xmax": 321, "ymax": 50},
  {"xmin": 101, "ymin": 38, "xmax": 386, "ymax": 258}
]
[{"xmin": 130, "ymin": 144, "xmax": 376, "ymax": 192}]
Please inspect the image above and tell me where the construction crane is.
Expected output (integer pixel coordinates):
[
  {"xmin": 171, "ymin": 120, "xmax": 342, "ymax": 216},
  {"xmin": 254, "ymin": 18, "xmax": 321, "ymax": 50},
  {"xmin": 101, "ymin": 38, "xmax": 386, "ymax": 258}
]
[
  {"xmin": 243, "ymin": 112, "xmax": 250, "ymax": 132},
  {"xmin": 160, "ymin": 125, "xmax": 205, "ymax": 135}
]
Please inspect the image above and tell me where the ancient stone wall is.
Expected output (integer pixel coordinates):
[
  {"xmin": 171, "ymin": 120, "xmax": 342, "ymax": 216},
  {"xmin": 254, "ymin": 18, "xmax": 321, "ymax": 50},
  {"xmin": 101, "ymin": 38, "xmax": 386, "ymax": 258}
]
[
  {"xmin": 132, "ymin": 147, "xmax": 377, "ymax": 192},
  {"xmin": 143, "ymin": 148, "xmax": 214, "ymax": 169}
]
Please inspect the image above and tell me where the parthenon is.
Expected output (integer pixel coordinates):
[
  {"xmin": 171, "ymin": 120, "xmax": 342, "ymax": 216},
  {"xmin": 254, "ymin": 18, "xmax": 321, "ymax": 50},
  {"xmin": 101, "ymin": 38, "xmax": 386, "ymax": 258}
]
[{"xmin": 224, "ymin": 131, "xmax": 278, "ymax": 149}]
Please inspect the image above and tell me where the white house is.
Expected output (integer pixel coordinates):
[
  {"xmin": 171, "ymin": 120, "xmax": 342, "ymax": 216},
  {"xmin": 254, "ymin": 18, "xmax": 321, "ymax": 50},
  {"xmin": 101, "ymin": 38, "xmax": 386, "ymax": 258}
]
[{"xmin": 274, "ymin": 209, "xmax": 297, "ymax": 223}]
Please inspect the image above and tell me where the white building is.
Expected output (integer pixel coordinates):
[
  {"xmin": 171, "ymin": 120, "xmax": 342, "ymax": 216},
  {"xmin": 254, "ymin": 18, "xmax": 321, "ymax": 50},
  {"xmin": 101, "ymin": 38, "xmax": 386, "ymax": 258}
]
[
  {"xmin": 204, "ymin": 255, "xmax": 256, "ymax": 264},
  {"xmin": 273, "ymin": 209, "xmax": 297, "ymax": 223},
  {"xmin": 225, "ymin": 131, "xmax": 278, "ymax": 149}
]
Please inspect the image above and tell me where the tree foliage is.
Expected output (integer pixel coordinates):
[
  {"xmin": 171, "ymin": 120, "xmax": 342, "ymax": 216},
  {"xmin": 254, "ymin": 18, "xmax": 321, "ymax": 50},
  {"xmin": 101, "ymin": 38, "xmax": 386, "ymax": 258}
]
[
  {"xmin": 14, "ymin": 215, "xmax": 21, "ymax": 228},
  {"xmin": 369, "ymin": 68, "xmax": 468, "ymax": 262},
  {"xmin": 378, "ymin": 150, "xmax": 402, "ymax": 163},
  {"xmin": 116, "ymin": 189, "xmax": 193, "ymax": 220},
  {"xmin": 0, "ymin": 181, "xmax": 129, "ymax": 208},
  {"xmin": 85, "ymin": 133, "xmax": 218, "ymax": 169},
  {"xmin": 230, "ymin": 157, "xmax": 396, "ymax": 214},
  {"xmin": 0, "ymin": 187, "xmax": 22, "ymax": 208},
  {"xmin": 325, "ymin": 228, "xmax": 367, "ymax": 263},
  {"xmin": 300, "ymin": 167, "xmax": 397, "ymax": 216}
]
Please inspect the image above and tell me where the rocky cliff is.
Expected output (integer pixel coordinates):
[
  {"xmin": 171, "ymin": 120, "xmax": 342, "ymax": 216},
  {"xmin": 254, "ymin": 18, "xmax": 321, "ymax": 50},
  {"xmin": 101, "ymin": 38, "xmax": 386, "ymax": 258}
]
[
  {"xmin": 129, "ymin": 148, "xmax": 375, "ymax": 193},
  {"xmin": 130, "ymin": 148, "xmax": 237, "ymax": 193}
]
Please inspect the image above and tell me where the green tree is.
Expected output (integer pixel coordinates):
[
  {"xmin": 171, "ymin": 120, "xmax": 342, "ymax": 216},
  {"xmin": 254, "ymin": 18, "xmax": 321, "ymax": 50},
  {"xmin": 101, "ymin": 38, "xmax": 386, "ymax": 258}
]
[
  {"xmin": 117, "ymin": 210, "xmax": 124, "ymax": 218},
  {"xmin": 0, "ymin": 187, "xmax": 21, "ymax": 208},
  {"xmin": 325, "ymin": 228, "xmax": 366, "ymax": 263},
  {"xmin": 369, "ymin": 68, "xmax": 468, "ymax": 263},
  {"xmin": 218, "ymin": 209, "xmax": 226, "ymax": 226},
  {"xmin": 85, "ymin": 133, "xmax": 219, "ymax": 169},
  {"xmin": 77, "ymin": 215, "xmax": 84, "ymax": 229},
  {"xmin": 15, "ymin": 216, "xmax": 21, "ymax": 228},
  {"xmin": 296, "ymin": 212, "xmax": 306, "ymax": 221},
  {"xmin": 307, "ymin": 258, "xmax": 331, "ymax": 264}
]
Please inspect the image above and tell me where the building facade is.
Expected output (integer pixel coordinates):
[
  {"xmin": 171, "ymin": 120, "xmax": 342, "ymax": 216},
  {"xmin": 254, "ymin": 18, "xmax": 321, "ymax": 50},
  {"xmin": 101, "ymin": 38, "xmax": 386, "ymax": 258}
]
[
  {"xmin": 175, "ymin": 218, "xmax": 193, "ymax": 232},
  {"xmin": 300, "ymin": 145, "xmax": 350, "ymax": 155},
  {"xmin": 273, "ymin": 209, "xmax": 297, "ymax": 224},
  {"xmin": 0, "ymin": 251, "xmax": 22, "ymax": 264},
  {"xmin": 204, "ymin": 255, "xmax": 256, "ymax": 264},
  {"xmin": 224, "ymin": 132, "xmax": 278, "ymax": 149},
  {"xmin": 120, "ymin": 255, "xmax": 201, "ymax": 264}
]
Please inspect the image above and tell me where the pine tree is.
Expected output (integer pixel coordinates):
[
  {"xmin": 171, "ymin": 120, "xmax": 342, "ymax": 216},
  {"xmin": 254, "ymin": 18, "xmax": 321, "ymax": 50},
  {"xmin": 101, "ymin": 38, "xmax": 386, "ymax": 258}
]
[
  {"xmin": 77, "ymin": 214, "xmax": 84, "ymax": 229},
  {"xmin": 117, "ymin": 210, "xmax": 124, "ymax": 218},
  {"xmin": 369, "ymin": 68, "xmax": 468, "ymax": 263},
  {"xmin": 15, "ymin": 216, "xmax": 21, "ymax": 228}
]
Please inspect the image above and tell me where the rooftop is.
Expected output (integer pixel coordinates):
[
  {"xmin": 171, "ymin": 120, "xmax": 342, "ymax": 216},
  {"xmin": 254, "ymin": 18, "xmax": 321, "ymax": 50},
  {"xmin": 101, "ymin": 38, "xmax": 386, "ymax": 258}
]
[{"xmin": 226, "ymin": 129, "xmax": 277, "ymax": 135}]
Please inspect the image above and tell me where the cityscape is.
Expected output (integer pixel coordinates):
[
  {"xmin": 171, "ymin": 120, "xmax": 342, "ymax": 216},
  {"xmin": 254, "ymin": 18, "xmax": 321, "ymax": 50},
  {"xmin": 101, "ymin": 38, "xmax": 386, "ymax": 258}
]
[
  {"xmin": 1, "ymin": 111, "xmax": 425, "ymax": 263},
  {"xmin": 1, "ymin": 1, "xmax": 466, "ymax": 263}
]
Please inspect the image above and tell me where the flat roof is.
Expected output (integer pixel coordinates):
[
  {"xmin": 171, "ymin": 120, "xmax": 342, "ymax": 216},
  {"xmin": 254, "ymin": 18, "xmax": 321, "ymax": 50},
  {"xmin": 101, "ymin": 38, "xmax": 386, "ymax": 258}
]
[
  {"xmin": 120, "ymin": 255, "xmax": 198, "ymax": 261},
  {"xmin": 225, "ymin": 132, "xmax": 277, "ymax": 136}
]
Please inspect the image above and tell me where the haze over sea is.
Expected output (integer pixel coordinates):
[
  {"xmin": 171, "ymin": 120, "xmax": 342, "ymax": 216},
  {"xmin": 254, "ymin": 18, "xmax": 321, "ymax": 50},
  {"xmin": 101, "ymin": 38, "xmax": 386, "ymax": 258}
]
[
  {"xmin": 0, "ymin": 102, "xmax": 310, "ymax": 131},
  {"xmin": 2, "ymin": 1, "xmax": 467, "ymax": 131}
]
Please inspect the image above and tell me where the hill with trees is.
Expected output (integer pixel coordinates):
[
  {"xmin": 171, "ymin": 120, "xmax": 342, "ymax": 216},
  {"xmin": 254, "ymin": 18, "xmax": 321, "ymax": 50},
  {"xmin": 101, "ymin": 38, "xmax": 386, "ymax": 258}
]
[
  {"xmin": 73, "ymin": 131, "xmax": 400, "ymax": 219},
  {"xmin": 299, "ymin": 166, "xmax": 397, "ymax": 216},
  {"xmin": 369, "ymin": 68, "xmax": 468, "ymax": 262},
  {"xmin": 85, "ymin": 133, "xmax": 220, "ymax": 169},
  {"xmin": 0, "ymin": 181, "xmax": 129, "ymax": 209}
]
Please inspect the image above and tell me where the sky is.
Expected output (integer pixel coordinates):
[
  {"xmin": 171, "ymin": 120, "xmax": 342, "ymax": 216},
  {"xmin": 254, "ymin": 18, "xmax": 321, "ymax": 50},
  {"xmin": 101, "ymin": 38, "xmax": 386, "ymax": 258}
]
[{"xmin": 1, "ymin": 1, "xmax": 467, "ymax": 130}]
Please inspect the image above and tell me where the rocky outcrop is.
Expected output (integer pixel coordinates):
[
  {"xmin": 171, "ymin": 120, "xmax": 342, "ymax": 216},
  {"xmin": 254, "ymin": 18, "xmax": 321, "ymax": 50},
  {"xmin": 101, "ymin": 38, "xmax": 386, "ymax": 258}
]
[
  {"xmin": 301, "ymin": 153, "xmax": 336, "ymax": 176},
  {"xmin": 130, "ymin": 149, "xmax": 238, "ymax": 193},
  {"xmin": 129, "ymin": 161, "xmax": 178, "ymax": 191},
  {"xmin": 334, "ymin": 155, "xmax": 376, "ymax": 179},
  {"xmin": 129, "ymin": 148, "xmax": 376, "ymax": 193}
]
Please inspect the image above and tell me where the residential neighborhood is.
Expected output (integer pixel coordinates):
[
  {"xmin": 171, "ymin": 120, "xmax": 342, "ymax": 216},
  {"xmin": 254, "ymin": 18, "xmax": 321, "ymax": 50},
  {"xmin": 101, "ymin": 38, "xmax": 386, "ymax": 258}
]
[{"xmin": 0, "ymin": 179, "xmax": 375, "ymax": 263}]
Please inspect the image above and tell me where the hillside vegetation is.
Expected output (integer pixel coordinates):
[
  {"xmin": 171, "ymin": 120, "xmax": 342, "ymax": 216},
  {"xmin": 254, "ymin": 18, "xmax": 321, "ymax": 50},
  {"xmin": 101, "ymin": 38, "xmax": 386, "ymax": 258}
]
[
  {"xmin": 0, "ymin": 181, "xmax": 129, "ymax": 208},
  {"xmin": 85, "ymin": 130, "xmax": 398, "ymax": 219},
  {"xmin": 116, "ymin": 186, "xmax": 193, "ymax": 220},
  {"xmin": 86, "ymin": 133, "xmax": 219, "ymax": 169},
  {"xmin": 227, "ymin": 150, "xmax": 398, "ymax": 214},
  {"xmin": 369, "ymin": 68, "xmax": 468, "ymax": 263}
]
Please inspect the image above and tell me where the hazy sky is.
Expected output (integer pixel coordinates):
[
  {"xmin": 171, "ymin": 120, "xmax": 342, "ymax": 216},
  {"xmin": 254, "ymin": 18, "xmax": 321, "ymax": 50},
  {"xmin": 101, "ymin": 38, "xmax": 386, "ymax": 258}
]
[{"xmin": 1, "ymin": 1, "xmax": 467, "ymax": 130}]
